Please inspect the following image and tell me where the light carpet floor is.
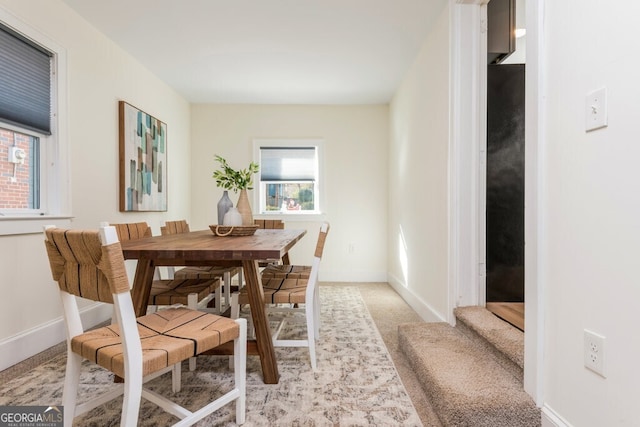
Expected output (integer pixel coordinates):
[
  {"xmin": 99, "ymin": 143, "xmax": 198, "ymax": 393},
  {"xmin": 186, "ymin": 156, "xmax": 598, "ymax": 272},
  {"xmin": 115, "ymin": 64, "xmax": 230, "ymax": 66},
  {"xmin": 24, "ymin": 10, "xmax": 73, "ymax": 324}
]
[{"xmin": 0, "ymin": 285, "xmax": 424, "ymax": 426}]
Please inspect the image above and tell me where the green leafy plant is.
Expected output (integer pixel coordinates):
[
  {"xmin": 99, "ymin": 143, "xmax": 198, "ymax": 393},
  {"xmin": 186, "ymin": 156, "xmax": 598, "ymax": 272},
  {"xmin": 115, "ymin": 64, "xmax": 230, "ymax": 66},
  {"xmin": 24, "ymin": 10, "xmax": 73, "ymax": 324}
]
[{"xmin": 212, "ymin": 154, "xmax": 259, "ymax": 192}]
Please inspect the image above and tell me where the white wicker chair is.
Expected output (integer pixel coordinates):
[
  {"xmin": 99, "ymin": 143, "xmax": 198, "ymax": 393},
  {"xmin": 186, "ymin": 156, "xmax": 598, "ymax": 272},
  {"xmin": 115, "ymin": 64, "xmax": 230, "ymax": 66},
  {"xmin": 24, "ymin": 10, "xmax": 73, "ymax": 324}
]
[
  {"xmin": 231, "ymin": 222, "xmax": 330, "ymax": 370},
  {"xmin": 44, "ymin": 224, "xmax": 246, "ymax": 427}
]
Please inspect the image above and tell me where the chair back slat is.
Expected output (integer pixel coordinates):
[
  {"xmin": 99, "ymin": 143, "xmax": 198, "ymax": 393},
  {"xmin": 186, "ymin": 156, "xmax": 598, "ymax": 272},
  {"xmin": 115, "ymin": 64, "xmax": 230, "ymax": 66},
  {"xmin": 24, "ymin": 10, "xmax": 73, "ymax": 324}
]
[
  {"xmin": 112, "ymin": 222, "xmax": 152, "ymax": 241},
  {"xmin": 44, "ymin": 228, "xmax": 130, "ymax": 303},
  {"xmin": 314, "ymin": 222, "xmax": 330, "ymax": 259},
  {"xmin": 99, "ymin": 243, "xmax": 133, "ymax": 295},
  {"xmin": 162, "ymin": 220, "xmax": 190, "ymax": 235},
  {"xmin": 254, "ymin": 219, "xmax": 285, "ymax": 229}
]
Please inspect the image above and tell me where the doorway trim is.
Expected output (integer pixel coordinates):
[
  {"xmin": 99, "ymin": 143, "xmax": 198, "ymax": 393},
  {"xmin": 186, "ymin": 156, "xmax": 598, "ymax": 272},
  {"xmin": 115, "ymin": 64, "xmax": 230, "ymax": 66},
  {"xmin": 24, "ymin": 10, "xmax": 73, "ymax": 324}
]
[
  {"xmin": 450, "ymin": 0, "xmax": 489, "ymax": 320},
  {"xmin": 450, "ymin": 0, "xmax": 544, "ymax": 405},
  {"xmin": 522, "ymin": 0, "xmax": 545, "ymax": 405}
]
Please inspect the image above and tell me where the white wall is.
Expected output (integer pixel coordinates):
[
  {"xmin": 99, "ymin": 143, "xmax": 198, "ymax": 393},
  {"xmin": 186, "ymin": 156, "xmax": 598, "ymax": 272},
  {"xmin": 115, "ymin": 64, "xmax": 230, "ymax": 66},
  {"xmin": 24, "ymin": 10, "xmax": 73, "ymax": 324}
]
[
  {"xmin": 0, "ymin": 0, "xmax": 192, "ymax": 369},
  {"xmin": 388, "ymin": 2, "xmax": 450, "ymax": 322},
  {"xmin": 190, "ymin": 104, "xmax": 389, "ymax": 281},
  {"xmin": 540, "ymin": 1, "xmax": 640, "ymax": 425}
]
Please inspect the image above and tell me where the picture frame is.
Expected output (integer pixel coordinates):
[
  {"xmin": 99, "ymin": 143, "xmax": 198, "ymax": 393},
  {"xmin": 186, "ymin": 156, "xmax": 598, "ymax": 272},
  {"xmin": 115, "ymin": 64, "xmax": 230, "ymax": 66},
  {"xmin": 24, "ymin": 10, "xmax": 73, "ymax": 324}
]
[{"xmin": 118, "ymin": 101, "xmax": 167, "ymax": 212}]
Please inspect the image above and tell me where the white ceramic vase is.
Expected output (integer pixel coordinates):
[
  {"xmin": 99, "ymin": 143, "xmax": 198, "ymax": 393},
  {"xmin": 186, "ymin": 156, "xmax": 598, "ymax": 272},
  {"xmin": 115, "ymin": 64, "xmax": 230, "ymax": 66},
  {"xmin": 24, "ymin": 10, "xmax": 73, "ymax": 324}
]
[{"xmin": 222, "ymin": 207, "xmax": 243, "ymax": 226}]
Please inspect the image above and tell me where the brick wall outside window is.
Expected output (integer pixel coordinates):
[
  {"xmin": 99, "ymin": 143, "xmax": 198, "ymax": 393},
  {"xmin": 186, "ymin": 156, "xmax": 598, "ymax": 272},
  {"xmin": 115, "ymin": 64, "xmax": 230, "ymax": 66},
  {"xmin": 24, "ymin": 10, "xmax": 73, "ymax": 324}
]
[{"xmin": 0, "ymin": 129, "xmax": 33, "ymax": 209}]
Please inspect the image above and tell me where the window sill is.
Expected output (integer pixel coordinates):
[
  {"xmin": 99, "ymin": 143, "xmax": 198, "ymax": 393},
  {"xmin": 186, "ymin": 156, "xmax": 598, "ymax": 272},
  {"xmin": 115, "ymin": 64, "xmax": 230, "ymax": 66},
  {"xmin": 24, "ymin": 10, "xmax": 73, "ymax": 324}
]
[
  {"xmin": 254, "ymin": 212, "xmax": 327, "ymax": 222},
  {"xmin": 0, "ymin": 215, "xmax": 73, "ymax": 236}
]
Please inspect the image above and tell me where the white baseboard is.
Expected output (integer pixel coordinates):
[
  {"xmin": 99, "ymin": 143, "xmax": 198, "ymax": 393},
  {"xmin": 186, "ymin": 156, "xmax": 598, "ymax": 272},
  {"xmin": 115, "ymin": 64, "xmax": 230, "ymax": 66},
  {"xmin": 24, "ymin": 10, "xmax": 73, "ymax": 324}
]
[
  {"xmin": 542, "ymin": 404, "xmax": 572, "ymax": 427},
  {"xmin": 387, "ymin": 273, "xmax": 446, "ymax": 322},
  {"xmin": 0, "ymin": 302, "xmax": 112, "ymax": 371}
]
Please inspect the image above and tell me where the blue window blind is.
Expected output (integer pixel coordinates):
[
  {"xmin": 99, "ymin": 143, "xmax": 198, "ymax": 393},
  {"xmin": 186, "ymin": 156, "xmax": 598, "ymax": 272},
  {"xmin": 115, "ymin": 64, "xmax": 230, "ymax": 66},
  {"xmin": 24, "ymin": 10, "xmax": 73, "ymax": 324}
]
[
  {"xmin": 0, "ymin": 23, "xmax": 52, "ymax": 134},
  {"xmin": 260, "ymin": 147, "xmax": 316, "ymax": 181}
]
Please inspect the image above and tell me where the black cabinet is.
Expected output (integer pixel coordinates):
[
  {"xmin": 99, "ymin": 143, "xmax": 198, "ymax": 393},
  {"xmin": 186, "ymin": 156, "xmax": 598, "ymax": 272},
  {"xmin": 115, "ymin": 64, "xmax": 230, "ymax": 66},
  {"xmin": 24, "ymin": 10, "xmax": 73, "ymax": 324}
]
[
  {"xmin": 486, "ymin": 64, "xmax": 525, "ymax": 302},
  {"xmin": 487, "ymin": 0, "xmax": 515, "ymax": 64}
]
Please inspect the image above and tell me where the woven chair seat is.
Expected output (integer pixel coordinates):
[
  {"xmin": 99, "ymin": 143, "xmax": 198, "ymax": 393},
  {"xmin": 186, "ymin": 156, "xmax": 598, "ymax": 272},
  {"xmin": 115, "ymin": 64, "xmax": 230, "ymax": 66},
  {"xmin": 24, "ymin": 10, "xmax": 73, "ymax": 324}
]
[
  {"xmin": 71, "ymin": 307, "xmax": 239, "ymax": 379},
  {"xmin": 149, "ymin": 278, "xmax": 220, "ymax": 306},
  {"xmin": 161, "ymin": 220, "xmax": 242, "ymax": 315},
  {"xmin": 231, "ymin": 222, "xmax": 329, "ymax": 371},
  {"xmin": 113, "ymin": 221, "xmax": 222, "ymax": 308},
  {"xmin": 174, "ymin": 266, "xmax": 241, "ymax": 280},
  {"xmin": 237, "ymin": 277, "xmax": 308, "ymax": 305},
  {"xmin": 261, "ymin": 264, "xmax": 311, "ymax": 280},
  {"xmin": 45, "ymin": 225, "xmax": 247, "ymax": 426}
]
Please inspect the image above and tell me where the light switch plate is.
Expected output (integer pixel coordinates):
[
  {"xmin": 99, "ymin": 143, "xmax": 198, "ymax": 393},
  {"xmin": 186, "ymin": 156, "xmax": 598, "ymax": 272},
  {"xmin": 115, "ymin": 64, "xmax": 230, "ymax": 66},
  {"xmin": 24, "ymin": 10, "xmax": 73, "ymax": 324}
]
[{"xmin": 585, "ymin": 88, "xmax": 608, "ymax": 132}]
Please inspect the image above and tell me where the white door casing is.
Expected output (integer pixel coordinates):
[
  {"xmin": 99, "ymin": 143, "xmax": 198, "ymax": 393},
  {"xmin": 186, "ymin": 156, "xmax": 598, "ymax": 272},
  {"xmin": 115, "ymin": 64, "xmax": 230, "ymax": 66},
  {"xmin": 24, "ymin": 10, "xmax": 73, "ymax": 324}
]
[{"xmin": 449, "ymin": 0, "xmax": 544, "ymax": 405}]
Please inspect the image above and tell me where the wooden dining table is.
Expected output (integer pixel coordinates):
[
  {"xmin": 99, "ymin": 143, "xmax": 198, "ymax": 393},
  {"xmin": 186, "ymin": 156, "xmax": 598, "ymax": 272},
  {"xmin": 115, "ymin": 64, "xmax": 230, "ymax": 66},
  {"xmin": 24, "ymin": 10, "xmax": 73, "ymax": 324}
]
[{"xmin": 119, "ymin": 227, "xmax": 307, "ymax": 384}]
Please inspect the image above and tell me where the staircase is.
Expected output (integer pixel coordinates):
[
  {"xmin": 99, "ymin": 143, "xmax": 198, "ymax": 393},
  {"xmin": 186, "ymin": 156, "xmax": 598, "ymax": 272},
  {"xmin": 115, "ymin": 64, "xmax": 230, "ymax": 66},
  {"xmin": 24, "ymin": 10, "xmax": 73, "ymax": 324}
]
[{"xmin": 398, "ymin": 306, "xmax": 540, "ymax": 427}]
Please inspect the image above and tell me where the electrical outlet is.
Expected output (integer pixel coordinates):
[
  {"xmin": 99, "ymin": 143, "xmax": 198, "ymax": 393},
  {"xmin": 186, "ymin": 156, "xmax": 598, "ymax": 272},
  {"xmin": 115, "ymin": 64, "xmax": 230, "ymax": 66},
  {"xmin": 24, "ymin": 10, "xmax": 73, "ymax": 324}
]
[{"xmin": 584, "ymin": 329, "xmax": 606, "ymax": 377}]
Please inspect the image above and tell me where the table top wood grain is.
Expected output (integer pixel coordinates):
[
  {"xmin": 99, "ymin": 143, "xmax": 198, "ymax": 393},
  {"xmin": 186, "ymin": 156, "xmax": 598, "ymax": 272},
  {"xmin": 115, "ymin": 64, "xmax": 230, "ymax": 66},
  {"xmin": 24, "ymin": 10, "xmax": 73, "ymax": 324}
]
[{"xmin": 120, "ymin": 228, "xmax": 307, "ymax": 262}]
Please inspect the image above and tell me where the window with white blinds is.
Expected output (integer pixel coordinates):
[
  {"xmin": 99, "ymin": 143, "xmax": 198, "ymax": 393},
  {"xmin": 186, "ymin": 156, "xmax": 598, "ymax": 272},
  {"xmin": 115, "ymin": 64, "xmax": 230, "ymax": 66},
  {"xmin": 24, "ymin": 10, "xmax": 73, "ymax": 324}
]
[
  {"xmin": 0, "ymin": 13, "xmax": 70, "ymax": 235},
  {"xmin": 254, "ymin": 140, "xmax": 323, "ymax": 215},
  {"xmin": 0, "ymin": 23, "xmax": 52, "ymax": 134}
]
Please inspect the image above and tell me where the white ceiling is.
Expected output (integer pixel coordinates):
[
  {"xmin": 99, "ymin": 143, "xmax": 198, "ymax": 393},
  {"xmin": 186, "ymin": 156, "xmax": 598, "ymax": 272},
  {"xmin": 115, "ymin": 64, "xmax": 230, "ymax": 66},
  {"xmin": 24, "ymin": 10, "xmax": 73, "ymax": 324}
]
[{"xmin": 61, "ymin": 0, "xmax": 445, "ymax": 104}]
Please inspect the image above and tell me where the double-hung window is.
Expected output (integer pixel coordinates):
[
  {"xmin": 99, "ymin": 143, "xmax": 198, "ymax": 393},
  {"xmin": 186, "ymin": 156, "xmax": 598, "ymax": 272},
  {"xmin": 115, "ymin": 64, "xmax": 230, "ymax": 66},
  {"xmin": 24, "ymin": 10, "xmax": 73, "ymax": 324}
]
[
  {"xmin": 254, "ymin": 139, "xmax": 323, "ymax": 216},
  {"xmin": 0, "ymin": 14, "xmax": 69, "ymax": 235}
]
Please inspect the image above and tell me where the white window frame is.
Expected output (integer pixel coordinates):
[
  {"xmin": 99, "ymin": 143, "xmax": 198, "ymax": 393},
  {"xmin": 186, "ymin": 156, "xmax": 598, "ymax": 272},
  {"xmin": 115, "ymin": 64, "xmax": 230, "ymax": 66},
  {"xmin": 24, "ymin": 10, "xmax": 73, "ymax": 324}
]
[
  {"xmin": 253, "ymin": 138, "xmax": 325, "ymax": 221},
  {"xmin": 0, "ymin": 8, "xmax": 71, "ymax": 235}
]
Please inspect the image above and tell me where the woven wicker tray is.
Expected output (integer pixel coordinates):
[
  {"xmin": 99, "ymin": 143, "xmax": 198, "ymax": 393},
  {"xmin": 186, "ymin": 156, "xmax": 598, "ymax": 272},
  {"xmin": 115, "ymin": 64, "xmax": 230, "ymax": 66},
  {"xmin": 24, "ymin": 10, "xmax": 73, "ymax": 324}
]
[{"xmin": 209, "ymin": 224, "xmax": 259, "ymax": 237}]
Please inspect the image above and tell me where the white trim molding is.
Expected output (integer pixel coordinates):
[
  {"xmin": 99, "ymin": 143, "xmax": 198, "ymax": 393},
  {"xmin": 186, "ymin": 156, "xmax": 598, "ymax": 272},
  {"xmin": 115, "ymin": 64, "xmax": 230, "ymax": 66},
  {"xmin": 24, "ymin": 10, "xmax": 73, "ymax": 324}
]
[
  {"xmin": 0, "ymin": 216, "xmax": 72, "ymax": 235},
  {"xmin": 451, "ymin": 0, "xmax": 545, "ymax": 409},
  {"xmin": 524, "ymin": 0, "xmax": 545, "ymax": 407},
  {"xmin": 542, "ymin": 405, "xmax": 573, "ymax": 427},
  {"xmin": 388, "ymin": 272, "xmax": 446, "ymax": 323},
  {"xmin": 456, "ymin": 0, "xmax": 490, "ymax": 5},
  {"xmin": 0, "ymin": 302, "xmax": 111, "ymax": 371},
  {"xmin": 449, "ymin": 0, "xmax": 487, "ymax": 322}
]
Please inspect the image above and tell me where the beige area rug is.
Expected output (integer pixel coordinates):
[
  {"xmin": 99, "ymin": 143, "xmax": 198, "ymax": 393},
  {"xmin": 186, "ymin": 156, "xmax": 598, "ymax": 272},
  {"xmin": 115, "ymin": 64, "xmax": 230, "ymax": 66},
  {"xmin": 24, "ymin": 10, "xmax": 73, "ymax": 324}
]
[{"xmin": 0, "ymin": 286, "xmax": 422, "ymax": 426}]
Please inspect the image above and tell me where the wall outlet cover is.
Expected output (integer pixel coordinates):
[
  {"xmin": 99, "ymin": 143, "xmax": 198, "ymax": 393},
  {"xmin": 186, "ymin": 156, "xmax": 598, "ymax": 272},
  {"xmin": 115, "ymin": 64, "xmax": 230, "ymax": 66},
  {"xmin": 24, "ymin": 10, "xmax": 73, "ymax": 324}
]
[
  {"xmin": 584, "ymin": 329, "xmax": 606, "ymax": 378},
  {"xmin": 585, "ymin": 88, "xmax": 608, "ymax": 132}
]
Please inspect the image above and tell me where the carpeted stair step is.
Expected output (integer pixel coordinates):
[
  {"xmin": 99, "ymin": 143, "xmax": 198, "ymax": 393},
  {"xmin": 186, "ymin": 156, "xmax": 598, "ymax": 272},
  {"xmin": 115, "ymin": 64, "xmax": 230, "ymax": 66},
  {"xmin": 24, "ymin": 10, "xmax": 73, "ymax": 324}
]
[
  {"xmin": 454, "ymin": 306, "xmax": 524, "ymax": 382},
  {"xmin": 398, "ymin": 322, "xmax": 540, "ymax": 427}
]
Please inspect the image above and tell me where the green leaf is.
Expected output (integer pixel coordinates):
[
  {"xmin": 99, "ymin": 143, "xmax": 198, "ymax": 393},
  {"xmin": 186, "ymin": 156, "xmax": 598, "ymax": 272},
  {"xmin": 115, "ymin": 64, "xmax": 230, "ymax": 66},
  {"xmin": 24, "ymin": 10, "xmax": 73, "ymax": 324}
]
[{"xmin": 212, "ymin": 155, "xmax": 259, "ymax": 192}]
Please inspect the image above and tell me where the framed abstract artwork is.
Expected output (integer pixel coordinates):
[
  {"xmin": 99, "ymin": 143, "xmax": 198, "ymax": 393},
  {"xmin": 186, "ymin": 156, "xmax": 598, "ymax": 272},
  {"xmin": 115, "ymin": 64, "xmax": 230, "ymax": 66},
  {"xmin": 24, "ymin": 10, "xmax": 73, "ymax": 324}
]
[{"xmin": 119, "ymin": 101, "xmax": 167, "ymax": 212}]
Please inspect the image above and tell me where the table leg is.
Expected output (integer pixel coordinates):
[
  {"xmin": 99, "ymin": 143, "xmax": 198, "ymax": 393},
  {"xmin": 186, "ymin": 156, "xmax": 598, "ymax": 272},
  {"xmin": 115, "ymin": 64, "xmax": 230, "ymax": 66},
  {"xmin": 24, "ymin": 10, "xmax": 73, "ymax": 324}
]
[
  {"xmin": 282, "ymin": 252, "xmax": 291, "ymax": 265},
  {"xmin": 130, "ymin": 258, "xmax": 155, "ymax": 317},
  {"xmin": 242, "ymin": 259, "xmax": 280, "ymax": 384}
]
